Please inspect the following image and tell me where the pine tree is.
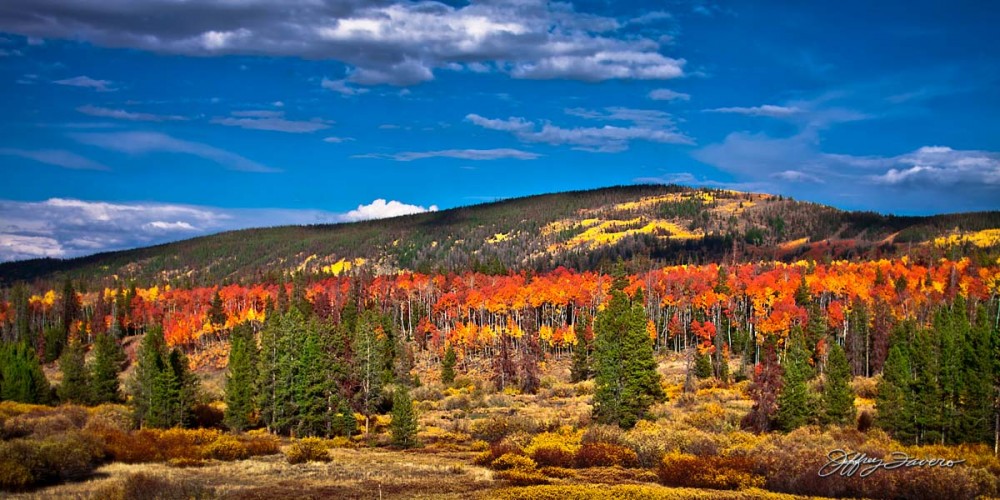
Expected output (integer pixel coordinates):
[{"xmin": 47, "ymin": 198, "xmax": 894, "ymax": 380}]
[
  {"xmin": 333, "ymin": 399, "xmax": 357, "ymax": 437},
  {"xmin": 90, "ymin": 332, "xmax": 126, "ymax": 404},
  {"xmin": 390, "ymin": 385, "xmax": 418, "ymax": 448},
  {"xmin": 441, "ymin": 343, "xmax": 457, "ymax": 385},
  {"xmin": 570, "ymin": 314, "xmax": 593, "ymax": 382},
  {"xmin": 166, "ymin": 348, "xmax": 200, "ymax": 427},
  {"xmin": 209, "ymin": 290, "xmax": 226, "ymax": 328},
  {"xmin": 224, "ymin": 323, "xmax": 258, "ymax": 431},
  {"xmin": 61, "ymin": 278, "xmax": 80, "ymax": 336},
  {"xmin": 821, "ymin": 342, "xmax": 856, "ymax": 426},
  {"xmin": 0, "ymin": 342, "xmax": 51, "ymax": 404},
  {"xmin": 593, "ymin": 283, "xmax": 665, "ymax": 429},
  {"xmin": 294, "ymin": 326, "xmax": 330, "ymax": 437},
  {"xmin": 694, "ymin": 352, "xmax": 713, "ymax": 379},
  {"xmin": 776, "ymin": 334, "xmax": 817, "ymax": 431},
  {"xmin": 57, "ymin": 337, "xmax": 90, "ymax": 404},
  {"xmin": 354, "ymin": 309, "xmax": 385, "ymax": 431},
  {"xmin": 43, "ymin": 324, "xmax": 67, "ymax": 363},
  {"xmin": 956, "ymin": 305, "xmax": 994, "ymax": 443},
  {"xmin": 911, "ymin": 323, "xmax": 943, "ymax": 444},
  {"xmin": 11, "ymin": 283, "xmax": 32, "ymax": 345},
  {"xmin": 129, "ymin": 326, "xmax": 168, "ymax": 427},
  {"xmin": 876, "ymin": 343, "xmax": 916, "ymax": 442}
]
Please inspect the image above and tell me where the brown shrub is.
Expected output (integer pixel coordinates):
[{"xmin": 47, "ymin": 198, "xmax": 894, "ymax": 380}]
[
  {"xmin": 167, "ymin": 457, "xmax": 207, "ymax": 468},
  {"xmin": 240, "ymin": 429, "xmax": 281, "ymax": 456},
  {"xmin": 538, "ymin": 466, "xmax": 578, "ymax": 479},
  {"xmin": 582, "ymin": 466, "xmax": 660, "ymax": 484},
  {"xmin": 191, "ymin": 403, "xmax": 225, "ymax": 429},
  {"xmin": 95, "ymin": 428, "xmax": 161, "ymax": 462},
  {"xmin": 0, "ymin": 431, "xmax": 105, "ymax": 491},
  {"xmin": 575, "ymin": 442, "xmax": 639, "ymax": 468},
  {"xmin": 495, "ymin": 468, "xmax": 551, "ymax": 486},
  {"xmin": 658, "ymin": 451, "xmax": 764, "ymax": 490},
  {"xmin": 491, "ymin": 453, "xmax": 537, "ymax": 471},
  {"xmin": 857, "ymin": 410, "xmax": 875, "ymax": 432},
  {"xmin": 90, "ymin": 472, "xmax": 214, "ymax": 500},
  {"xmin": 285, "ymin": 437, "xmax": 330, "ymax": 464},
  {"xmin": 852, "ymin": 376, "xmax": 879, "ymax": 399},
  {"xmin": 581, "ymin": 425, "xmax": 628, "ymax": 447},
  {"xmin": 83, "ymin": 404, "xmax": 134, "ymax": 434}
]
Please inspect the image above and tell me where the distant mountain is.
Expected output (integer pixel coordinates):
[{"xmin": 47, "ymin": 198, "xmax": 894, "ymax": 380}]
[{"xmin": 2, "ymin": 185, "xmax": 999, "ymax": 287}]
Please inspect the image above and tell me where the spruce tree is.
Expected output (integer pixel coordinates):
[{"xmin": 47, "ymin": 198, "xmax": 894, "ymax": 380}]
[
  {"xmin": 90, "ymin": 332, "xmax": 126, "ymax": 404},
  {"xmin": 956, "ymin": 305, "xmax": 994, "ymax": 443},
  {"xmin": 166, "ymin": 348, "xmax": 200, "ymax": 427},
  {"xmin": 354, "ymin": 309, "xmax": 385, "ymax": 431},
  {"xmin": 776, "ymin": 334, "xmax": 817, "ymax": 431},
  {"xmin": 570, "ymin": 314, "xmax": 593, "ymax": 382},
  {"xmin": 441, "ymin": 343, "xmax": 457, "ymax": 385},
  {"xmin": 57, "ymin": 337, "xmax": 90, "ymax": 404},
  {"xmin": 390, "ymin": 385, "xmax": 418, "ymax": 448},
  {"xmin": 821, "ymin": 342, "xmax": 856, "ymax": 426},
  {"xmin": 742, "ymin": 341, "xmax": 783, "ymax": 433},
  {"xmin": 43, "ymin": 325, "xmax": 67, "ymax": 363},
  {"xmin": 876, "ymin": 344, "xmax": 916, "ymax": 442},
  {"xmin": 694, "ymin": 352, "xmax": 713, "ymax": 379},
  {"xmin": 333, "ymin": 399, "xmax": 357, "ymax": 437},
  {"xmin": 593, "ymin": 282, "xmax": 665, "ymax": 429},
  {"xmin": 0, "ymin": 342, "xmax": 51, "ymax": 404},
  {"xmin": 209, "ymin": 290, "xmax": 226, "ymax": 328},
  {"xmin": 61, "ymin": 278, "xmax": 80, "ymax": 337},
  {"xmin": 294, "ymin": 326, "xmax": 330, "ymax": 437},
  {"xmin": 257, "ymin": 313, "xmax": 283, "ymax": 432},
  {"xmin": 225, "ymin": 323, "xmax": 258, "ymax": 431},
  {"xmin": 129, "ymin": 325, "xmax": 167, "ymax": 427}
]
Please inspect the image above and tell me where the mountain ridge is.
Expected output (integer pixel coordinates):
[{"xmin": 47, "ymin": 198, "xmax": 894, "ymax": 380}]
[{"xmin": 2, "ymin": 184, "xmax": 999, "ymax": 286}]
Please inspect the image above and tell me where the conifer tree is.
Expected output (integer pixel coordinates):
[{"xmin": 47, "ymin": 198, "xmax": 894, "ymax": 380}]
[
  {"xmin": 333, "ymin": 399, "xmax": 357, "ymax": 437},
  {"xmin": 61, "ymin": 278, "xmax": 80, "ymax": 337},
  {"xmin": 821, "ymin": 342, "xmax": 856, "ymax": 426},
  {"xmin": 0, "ymin": 342, "xmax": 51, "ymax": 404},
  {"xmin": 570, "ymin": 314, "xmax": 593, "ymax": 382},
  {"xmin": 209, "ymin": 290, "xmax": 226, "ymax": 328},
  {"xmin": 776, "ymin": 334, "xmax": 817, "ymax": 431},
  {"xmin": 57, "ymin": 337, "xmax": 90, "ymax": 404},
  {"xmin": 441, "ymin": 343, "xmax": 457, "ymax": 385},
  {"xmin": 43, "ymin": 324, "xmax": 67, "ymax": 363},
  {"xmin": 876, "ymin": 343, "xmax": 916, "ymax": 442},
  {"xmin": 956, "ymin": 305, "xmax": 994, "ymax": 443},
  {"xmin": 129, "ymin": 325, "xmax": 168, "ymax": 427},
  {"xmin": 354, "ymin": 309, "xmax": 385, "ymax": 431},
  {"xmin": 257, "ymin": 313, "xmax": 283, "ymax": 432},
  {"xmin": 225, "ymin": 323, "xmax": 258, "ymax": 431},
  {"xmin": 390, "ymin": 385, "xmax": 418, "ymax": 448},
  {"xmin": 742, "ymin": 342, "xmax": 783, "ymax": 433},
  {"xmin": 90, "ymin": 332, "xmax": 126, "ymax": 404},
  {"xmin": 593, "ymin": 280, "xmax": 665, "ymax": 429},
  {"xmin": 294, "ymin": 326, "xmax": 330, "ymax": 437},
  {"xmin": 694, "ymin": 352, "xmax": 713, "ymax": 379}
]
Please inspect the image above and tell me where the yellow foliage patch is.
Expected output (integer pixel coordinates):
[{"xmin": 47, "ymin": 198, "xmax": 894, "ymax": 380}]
[{"xmin": 934, "ymin": 229, "xmax": 1000, "ymax": 248}]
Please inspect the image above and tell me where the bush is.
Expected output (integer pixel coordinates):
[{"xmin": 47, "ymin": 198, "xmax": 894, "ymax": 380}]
[
  {"xmin": 575, "ymin": 442, "xmax": 638, "ymax": 468},
  {"xmin": 658, "ymin": 451, "xmax": 764, "ymax": 490},
  {"xmin": 285, "ymin": 437, "xmax": 330, "ymax": 464},
  {"xmin": 203, "ymin": 434, "xmax": 250, "ymax": 461},
  {"xmin": 241, "ymin": 429, "xmax": 281, "ymax": 456},
  {"xmin": 91, "ymin": 472, "xmax": 214, "ymax": 500},
  {"xmin": 852, "ymin": 376, "xmax": 879, "ymax": 399},
  {"xmin": 491, "ymin": 453, "xmax": 537, "ymax": 471},
  {"xmin": 525, "ymin": 429, "xmax": 582, "ymax": 468},
  {"xmin": 0, "ymin": 431, "xmax": 105, "ymax": 490},
  {"xmin": 84, "ymin": 404, "xmax": 134, "ymax": 434}
]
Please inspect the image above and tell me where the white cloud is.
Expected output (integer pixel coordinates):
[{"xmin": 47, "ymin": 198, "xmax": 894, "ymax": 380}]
[
  {"xmin": 466, "ymin": 107, "xmax": 692, "ymax": 153},
  {"xmin": 0, "ymin": 1, "xmax": 684, "ymax": 86},
  {"xmin": 360, "ymin": 148, "xmax": 540, "ymax": 161},
  {"xmin": 0, "ymin": 148, "xmax": 109, "ymax": 170},
  {"xmin": 211, "ymin": 111, "xmax": 332, "ymax": 133},
  {"xmin": 77, "ymin": 104, "xmax": 186, "ymax": 122},
  {"xmin": 341, "ymin": 199, "xmax": 438, "ymax": 222},
  {"xmin": 321, "ymin": 78, "xmax": 370, "ymax": 96},
  {"xmin": 707, "ymin": 104, "xmax": 801, "ymax": 117},
  {"xmin": 648, "ymin": 88, "xmax": 690, "ymax": 101},
  {"xmin": 323, "ymin": 136, "xmax": 354, "ymax": 143},
  {"xmin": 53, "ymin": 75, "xmax": 115, "ymax": 91},
  {"xmin": 71, "ymin": 131, "xmax": 279, "ymax": 172},
  {"xmin": 0, "ymin": 197, "xmax": 441, "ymax": 261}
]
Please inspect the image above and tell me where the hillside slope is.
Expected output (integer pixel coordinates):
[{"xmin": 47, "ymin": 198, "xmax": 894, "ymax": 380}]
[{"xmin": 2, "ymin": 184, "xmax": 999, "ymax": 286}]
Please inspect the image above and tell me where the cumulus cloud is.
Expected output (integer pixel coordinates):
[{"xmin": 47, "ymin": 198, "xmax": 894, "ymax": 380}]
[
  {"xmin": 53, "ymin": 75, "xmax": 115, "ymax": 91},
  {"xmin": 0, "ymin": 197, "xmax": 440, "ymax": 262},
  {"xmin": 341, "ymin": 199, "xmax": 438, "ymax": 222},
  {"xmin": 77, "ymin": 105, "xmax": 186, "ymax": 122},
  {"xmin": 0, "ymin": 148, "xmax": 109, "ymax": 170},
  {"xmin": 466, "ymin": 107, "xmax": 692, "ymax": 153},
  {"xmin": 358, "ymin": 148, "xmax": 540, "ymax": 161},
  {"xmin": 210, "ymin": 111, "xmax": 332, "ymax": 133},
  {"xmin": 71, "ymin": 131, "xmax": 279, "ymax": 172},
  {"xmin": 0, "ymin": 0, "xmax": 684, "ymax": 86},
  {"xmin": 648, "ymin": 88, "xmax": 690, "ymax": 101},
  {"xmin": 691, "ymin": 130, "xmax": 1000, "ymax": 212}
]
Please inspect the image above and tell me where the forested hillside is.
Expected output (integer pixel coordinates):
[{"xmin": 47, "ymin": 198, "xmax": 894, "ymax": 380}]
[{"xmin": 3, "ymin": 185, "xmax": 999, "ymax": 287}]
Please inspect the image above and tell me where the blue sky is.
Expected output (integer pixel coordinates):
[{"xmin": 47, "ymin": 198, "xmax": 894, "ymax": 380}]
[{"xmin": 0, "ymin": 0, "xmax": 998, "ymax": 261}]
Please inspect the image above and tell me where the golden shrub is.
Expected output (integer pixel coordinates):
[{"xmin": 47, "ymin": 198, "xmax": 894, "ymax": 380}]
[
  {"xmin": 240, "ymin": 429, "xmax": 281, "ymax": 456},
  {"xmin": 574, "ymin": 442, "xmax": 638, "ymax": 468},
  {"xmin": 203, "ymin": 434, "xmax": 250, "ymax": 461},
  {"xmin": 491, "ymin": 453, "xmax": 537, "ymax": 471},
  {"xmin": 657, "ymin": 451, "xmax": 764, "ymax": 491},
  {"xmin": 525, "ymin": 428, "xmax": 582, "ymax": 467},
  {"xmin": 285, "ymin": 437, "xmax": 330, "ymax": 464},
  {"xmin": 494, "ymin": 468, "xmax": 550, "ymax": 486}
]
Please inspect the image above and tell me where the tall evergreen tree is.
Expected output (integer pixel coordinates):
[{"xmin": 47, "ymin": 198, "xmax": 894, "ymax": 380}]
[
  {"xmin": 440, "ymin": 343, "xmax": 457, "ymax": 385},
  {"xmin": 821, "ymin": 342, "xmax": 856, "ymax": 426},
  {"xmin": 61, "ymin": 278, "xmax": 80, "ymax": 336},
  {"xmin": 90, "ymin": 332, "xmax": 126, "ymax": 404},
  {"xmin": 129, "ymin": 325, "xmax": 168, "ymax": 427},
  {"xmin": 43, "ymin": 324, "xmax": 67, "ymax": 363},
  {"xmin": 876, "ymin": 343, "xmax": 916, "ymax": 442},
  {"xmin": 0, "ymin": 342, "xmax": 51, "ymax": 404},
  {"xmin": 390, "ymin": 385, "xmax": 418, "ymax": 448},
  {"xmin": 167, "ymin": 348, "xmax": 200, "ymax": 427},
  {"xmin": 209, "ymin": 290, "xmax": 226, "ymax": 328},
  {"xmin": 742, "ymin": 342, "xmax": 783, "ymax": 433},
  {"xmin": 57, "ymin": 337, "xmax": 90, "ymax": 404},
  {"xmin": 570, "ymin": 314, "xmax": 593, "ymax": 382},
  {"xmin": 354, "ymin": 309, "xmax": 385, "ymax": 431},
  {"xmin": 776, "ymin": 334, "xmax": 817, "ymax": 431},
  {"xmin": 956, "ymin": 305, "xmax": 994, "ymax": 443},
  {"xmin": 294, "ymin": 325, "xmax": 330, "ymax": 437},
  {"xmin": 225, "ymin": 323, "xmax": 258, "ymax": 431},
  {"xmin": 11, "ymin": 283, "xmax": 32, "ymax": 345},
  {"xmin": 593, "ymin": 282, "xmax": 665, "ymax": 429}
]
